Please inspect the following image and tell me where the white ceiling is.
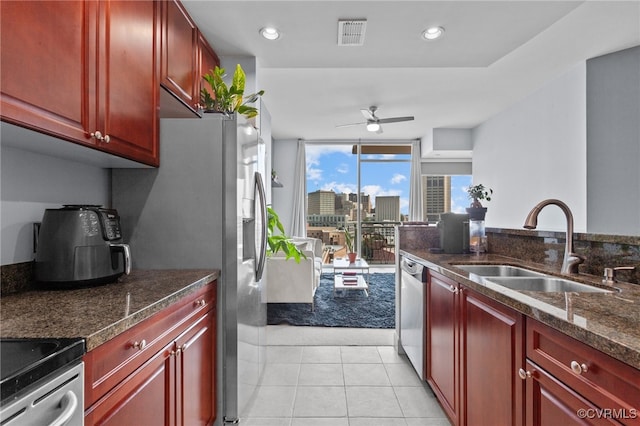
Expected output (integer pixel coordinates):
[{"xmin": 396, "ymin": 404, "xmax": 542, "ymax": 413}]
[{"xmin": 183, "ymin": 1, "xmax": 640, "ymax": 150}]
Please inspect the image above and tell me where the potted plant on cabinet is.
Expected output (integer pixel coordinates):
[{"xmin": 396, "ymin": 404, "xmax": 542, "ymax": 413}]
[
  {"xmin": 200, "ymin": 64, "xmax": 264, "ymax": 119},
  {"xmin": 344, "ymin": 228, "xmax": 357, "ymax": 264},
  {"xmin": 466, "ymin": 184, "xmax": 493, "ymax": 220}
]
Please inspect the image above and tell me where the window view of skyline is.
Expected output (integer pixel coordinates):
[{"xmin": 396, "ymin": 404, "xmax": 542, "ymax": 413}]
[{"xmin": 306, "ymin": 144, "xmax": 472, "ymax": 219}]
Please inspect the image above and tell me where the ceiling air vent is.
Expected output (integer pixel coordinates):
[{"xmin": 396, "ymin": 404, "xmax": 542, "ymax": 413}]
[{"xmin": 338, "ymin": 19, "xmax": 367, "ymax": 46}]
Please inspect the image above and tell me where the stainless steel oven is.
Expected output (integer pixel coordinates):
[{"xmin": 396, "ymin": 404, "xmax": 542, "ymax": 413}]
[
  {"xmin": 399, "ymin": 255, "xmax": 428, "ymax": 380},
  {"xmin": 1, "ymin": 338, "xmax": 84, "ymax": 426}
]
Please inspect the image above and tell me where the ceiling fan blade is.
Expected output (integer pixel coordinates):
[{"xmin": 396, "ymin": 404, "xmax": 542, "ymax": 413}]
[
  {"xmin": 377, "ymin": 116, "xmax": 414, "ymax": 124},
  {"xmin": 360, "ymin": 109, "xmax": 376, "ymax": 121},
  {"xmin": 336, "ymin": 121, "xmax": 367, "ymax": 128}
]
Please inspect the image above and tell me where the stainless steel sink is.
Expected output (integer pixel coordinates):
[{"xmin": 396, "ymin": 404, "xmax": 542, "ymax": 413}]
[
  {"xmin": 453, "ymin": 264, "xmax": 546, "ymax": 277},
  {"xmin": 485, "ymin": 276, "xmax": 613, "ymax": 293}
]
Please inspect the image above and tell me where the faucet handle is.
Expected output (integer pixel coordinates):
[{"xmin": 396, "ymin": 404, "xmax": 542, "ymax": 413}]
[{"xmin": 603, "ymin": 266, "xmax": 636, "ymax": 285}]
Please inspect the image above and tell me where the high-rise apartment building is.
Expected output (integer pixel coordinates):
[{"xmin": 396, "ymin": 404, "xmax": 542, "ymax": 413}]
[
  {"xmin": 375, "ymin": 196, "xmax": 401, "ymax": 221},
  {"xmin": 307, "ymin": 190, "xmax": 336, "ymax": 215},
  {"xmin": 422, "ymin": 176, "xmax": 451, "ymax": 222}
]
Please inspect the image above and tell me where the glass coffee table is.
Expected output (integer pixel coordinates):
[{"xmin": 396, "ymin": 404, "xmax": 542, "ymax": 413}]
[{"xmin": 332, "ymin": 257, "xmax": 370, "ymax": 296}]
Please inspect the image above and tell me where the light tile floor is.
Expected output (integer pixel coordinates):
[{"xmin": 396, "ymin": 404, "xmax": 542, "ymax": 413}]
[{"xmin": 241, "ymin": 325, "xmax": 451, "ymax": 426}]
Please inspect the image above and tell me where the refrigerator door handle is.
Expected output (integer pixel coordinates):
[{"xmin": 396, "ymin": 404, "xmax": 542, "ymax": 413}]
[{"xmin": 254, "ymin": 171, "xmax": 268, "ymax": 282}]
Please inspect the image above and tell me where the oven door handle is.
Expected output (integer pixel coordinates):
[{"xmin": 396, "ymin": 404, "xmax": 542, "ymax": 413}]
[{"xmin": 48, "ymin": 390, "xmax": 78, "ymax": 426}]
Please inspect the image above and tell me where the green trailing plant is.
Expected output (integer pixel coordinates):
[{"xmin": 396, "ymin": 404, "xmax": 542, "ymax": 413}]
[
  {"xmin": 266, "ymin": 206, "xmax": 306, "ymax": 263},
  {"xmin": 200, "ymin": 64, "xmax": 264, "ymax": 118},
  {"xmin": 467, "ymin": 184, "xmax": 493, "ymax": 208}
]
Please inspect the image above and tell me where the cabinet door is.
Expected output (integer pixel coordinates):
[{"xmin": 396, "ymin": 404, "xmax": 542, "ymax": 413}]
[
  {"xmin": 0, "ymin": 1, "xmax": 93, "ymax": 145},
  {"xmin": 426, "ymin": 271, "xmax": 460, "ymax": 425},
  {"xmin": 176, "ymin": 310, "xmax": 216, "ymax": 426},
  {"xmin": 461, "ymin": 288, "xmax": 525, "ymax": 426},
  {"xmin": 197, "ymin": 30, "xmax": 220, "ymax": 107},
  {"xmin": 161, "ymin": 0, "xmax": 198, "ymax": 110},
  {"xmin": 525, "ymin": 360, "xmax": 617, "ymax": 426},
  {"xmin": 97, "ymin": 0, "xmax": 160, "ymax": 166},
  {"xmin": 85, "ymin": 341, "xmax": 175, "ymax": 426}
]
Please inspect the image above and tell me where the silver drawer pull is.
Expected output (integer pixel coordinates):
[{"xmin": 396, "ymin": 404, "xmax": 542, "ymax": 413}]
[
  {"xmin": 518, "ymin": 368, "xmax": 532, "ymax": 380},
  {"xmin": 132, "ymin": 339, "xmax": 147, "ymax": 351},
  {"xmin": 194, "ymin": 299, "xmax": 206, "ymax": 308},
  {"xmin": 570, "ymin": 360, "xmax": 588, "ymax": 375}
]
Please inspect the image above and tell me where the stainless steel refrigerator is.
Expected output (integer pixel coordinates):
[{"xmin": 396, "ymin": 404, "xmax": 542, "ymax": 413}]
[{"xmin": 112, "ymin": 114, "xmax": 268, "ymax": 425}]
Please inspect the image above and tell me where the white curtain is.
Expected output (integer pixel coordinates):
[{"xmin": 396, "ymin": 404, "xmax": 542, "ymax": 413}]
[
  {"xmin": 290, "ymin": 139, "xmax": 307, "ymax": 237},
  {"xmin": 408, "ymin": 139, "xmax": 424, "ymax": 221}
]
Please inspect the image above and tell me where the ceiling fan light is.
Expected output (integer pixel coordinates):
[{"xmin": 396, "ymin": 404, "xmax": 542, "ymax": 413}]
[
  {"xmin": 366, "ymin": 122, "xmax": 380, "ymax": 132},
  {"xmin": 422, "ymin": 26, "xmax": 444, "ymax": 40},
  {"xmin": 260, "ymin": 27, "xmax": 280, "ymax": 40}
]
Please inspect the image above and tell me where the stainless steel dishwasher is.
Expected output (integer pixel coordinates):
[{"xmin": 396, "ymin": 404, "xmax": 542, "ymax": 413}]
[{"xmin": 399, "ymin": 256, "xmax": 428, "ymax": 380}]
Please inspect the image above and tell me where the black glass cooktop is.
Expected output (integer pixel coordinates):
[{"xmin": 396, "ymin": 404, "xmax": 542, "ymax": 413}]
[{"xmin": 0, "ymin": 338, "xmax": 85, "ymax": 405}]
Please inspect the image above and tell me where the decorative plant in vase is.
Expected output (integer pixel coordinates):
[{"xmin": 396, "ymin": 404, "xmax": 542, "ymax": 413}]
[
  {"xmin": 200, "ymin": 64, "xmax": 264, "ymax": 119},
  {"xmin": 344, "ymin": 227, "xmax": 357, "ymax": 263},
  {"xmin": 466, "ymin": 184, "xmax": 493, "ymax": 220},
  {"xmin": 266, "ymin": 206, "xmax": 305, "ymax": 263}
]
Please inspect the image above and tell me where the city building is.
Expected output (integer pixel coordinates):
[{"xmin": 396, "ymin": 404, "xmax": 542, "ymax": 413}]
[
  {"xmin": 422, "ymin": 176, "xmax": 452, "ymax": 222},
  {"xmin": 307, "ymin": 190, "xmax": 335, "ymax": 215}
]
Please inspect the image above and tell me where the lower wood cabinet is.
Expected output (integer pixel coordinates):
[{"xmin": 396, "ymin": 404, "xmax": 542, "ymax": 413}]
[
  {"xmin": 522, "ymin": 318, "xmax": 640, "ymax": 426},
  {"xmin": 426, "ymin": 268, "xmax": 639, "ymax": 426},
  {"xmin": 426, "ymin": 270, "xmax": 524, "ymax": 426},
  {"xmin": 84, "ymin": 282, "xmax": 216, "ymax": 426}
]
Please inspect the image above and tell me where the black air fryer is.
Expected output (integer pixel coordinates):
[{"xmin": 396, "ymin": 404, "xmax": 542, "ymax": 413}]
[{"xmin": 35, "ymin": 205, "xmax": 131, "ymax": 288}]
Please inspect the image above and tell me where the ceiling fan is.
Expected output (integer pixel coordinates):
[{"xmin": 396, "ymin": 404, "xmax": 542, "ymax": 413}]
[{"xmin": 336, "ymin": 106, "xmax": 414, "ymax": 133}]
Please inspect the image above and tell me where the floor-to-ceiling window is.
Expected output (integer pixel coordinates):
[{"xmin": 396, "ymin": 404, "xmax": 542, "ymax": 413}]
[{"xmin": 305, "ymin": 142, "xmax": 412, "ymax": 264}]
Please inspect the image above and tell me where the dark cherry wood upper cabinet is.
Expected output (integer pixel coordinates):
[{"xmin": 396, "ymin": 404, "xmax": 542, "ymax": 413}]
[
  {"xmin": 96, "ymin": 0, "xmax": 160, "ymax": 166},
  {"xmin": 1, "ymin": 0, "xmax": 160, "ymax": 166},
  {"xmin": 161, "ymin": 0, "xmax": 198, "ymax": 110},
  {"xmin": 197, "ymin": 30, "xmax": 220, "ymax": 104},
  {"xmin": 0, "ymin": 1, "xmax": 93, "ymax": 145}
]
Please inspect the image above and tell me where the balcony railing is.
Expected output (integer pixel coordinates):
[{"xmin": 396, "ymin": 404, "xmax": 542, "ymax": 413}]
[{"xmin": 320, "ymin": 221, "xmax": 400, "ymax": 265}]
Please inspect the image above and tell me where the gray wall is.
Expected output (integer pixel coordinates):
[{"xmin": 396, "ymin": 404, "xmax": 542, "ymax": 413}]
[
  {"xmin": 472, "ymin": 63, "xmax": 588, "ymax": 232},
  {"xmin": 586, "ymin": 46, "xmax": 640, "ymax": 235},
  {"xmin": 1, "ymin": 145, "xmax": 110, "ymax": 265}
]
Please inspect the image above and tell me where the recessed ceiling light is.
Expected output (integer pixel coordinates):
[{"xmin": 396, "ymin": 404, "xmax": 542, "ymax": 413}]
[
  {"xmin": 260, "ymin": 27, "xmax": 280, "ymax": 40},
  {"xmin": 422, "ymin": 26, "xmax": 445, "ymax": 41},
  {"xmin": 366, "ymin": 122, "xmax": 380, "ymax": 132}
]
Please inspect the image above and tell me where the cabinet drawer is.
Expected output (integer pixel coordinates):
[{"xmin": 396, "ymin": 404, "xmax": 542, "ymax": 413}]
[
  {"xmin": 527, "ymin": 318, "xmax": 639, "ymax": 422},
  {"xmin": 84, "ymin": 282, "xmax": 216, "ymax": 408}
]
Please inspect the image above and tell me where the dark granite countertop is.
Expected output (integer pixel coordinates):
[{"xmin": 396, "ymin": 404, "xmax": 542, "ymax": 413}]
[
  {"xmin": 0, "ymin": 269, "xmax": 219, "ymax": 351},
  {"xmin": 400, "ymin": 249, "xmax": 640, "ymax": 370}
]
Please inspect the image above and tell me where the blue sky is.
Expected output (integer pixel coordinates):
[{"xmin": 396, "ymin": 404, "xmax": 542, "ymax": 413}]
[{"xmin": 306, "ymin": 145, "xmax": 472, "ymax": 215}]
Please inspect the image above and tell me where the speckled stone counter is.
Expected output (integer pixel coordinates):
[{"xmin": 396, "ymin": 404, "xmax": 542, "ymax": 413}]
[
  {"xmin": 0, "ymin": 269, "xmax": 219, "ymax": 351},
  {"xmin": 400, "ymin": 249, "xmax": 640, "ymax": 370}
]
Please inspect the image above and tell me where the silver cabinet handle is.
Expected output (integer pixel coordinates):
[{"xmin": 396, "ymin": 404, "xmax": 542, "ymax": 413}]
[
  {"xmin": 570, "ymin": 360, "xmax": 588, "ymax": 375},
  {"xmin": 518, "ymin": 368, "xmax": 532, "ymax": 380},
  {"xmin": 49, "ymin": 390, "xmax": 78, "ymax": 426},
  {"xmin": 448, "ymin": 285, "xmax": 459, "ymax": 294},
  {"xmin": 103, "ymin": 134, "xmax": 110, "ymax": 143},
  {"xmin": 132, "ymin": 339, "xmax": 146, "ymax": 351},
  {"xmin": 90, "ymin": 130, "xmax": 103, "ymax": 140},
  {"xmin": 194, "ymin": 299, "xmax": 206, "ymax": 308}
]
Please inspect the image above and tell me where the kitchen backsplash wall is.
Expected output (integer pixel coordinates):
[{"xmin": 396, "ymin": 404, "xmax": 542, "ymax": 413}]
[
  {"xmin": 398, "ymin": 224, "xmax": 639, "ymax": 285},
  {"xmin": 487, "ymin": 228, "xmax": 640, "ymax": 284},
  {"xmin": 0, "ymin": 145, "xmax": 111, "ymax": 266}
]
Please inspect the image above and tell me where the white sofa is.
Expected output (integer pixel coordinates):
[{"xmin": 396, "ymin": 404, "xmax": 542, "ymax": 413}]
[{"xmin": 265, "ymin": 237, "xmax": 323, "ymax": 309}]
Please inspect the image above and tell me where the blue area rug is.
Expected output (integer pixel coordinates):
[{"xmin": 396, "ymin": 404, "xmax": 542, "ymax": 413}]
[{"xmin": 267, "ymin": 273, "xmax": 395, "ymax": 329}]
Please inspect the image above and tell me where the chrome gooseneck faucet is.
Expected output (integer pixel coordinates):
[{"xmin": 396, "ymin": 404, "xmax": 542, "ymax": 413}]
[{"xmin": 523, "ymin": 199, "xmax": 584, "ymax": 274}]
